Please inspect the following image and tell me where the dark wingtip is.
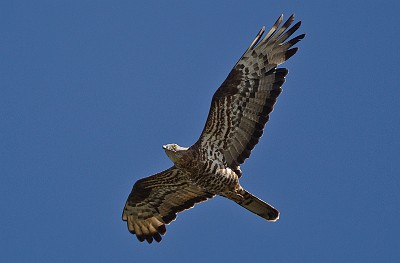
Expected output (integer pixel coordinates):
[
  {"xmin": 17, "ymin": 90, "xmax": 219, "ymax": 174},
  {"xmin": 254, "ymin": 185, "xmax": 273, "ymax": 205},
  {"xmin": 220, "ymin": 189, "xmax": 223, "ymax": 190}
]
[
  {"xmin": 274, "ymin": 14, "xmax": 284, "ymax": 26},
  {"xmin": 285, "ymin": 33, "xmax": 305, "ymax": 49},
  {"xmin": 285, "ymin": 47, "xmax": 299, "ymax": 60},
  {"xmin": 158, "ymin": 225, "xmax": 167, "ymax": 235},
  {"xmin": 275, "ymin": 68, "xmax": 289, "ymax": 78},
  {"xmin": 153, "ymin": 233, "xmax": 162, "ymax": 243},
  {"xmin": 286, "ymin": 14, "xmax": 295, "ymax": 24},
  {"xmin": 297, "ymin": 33, "xmax": 306, "ymax": 40},
  {"xmin": 145, "ymin": 236, "xmax": 153, "ymax": 244},
  {"xmin": 137, "ymin": 233, "xmax": 162, "ymax": 244},
  {"xmin": 290, "ymin": 21, "xmax": 302, "ymax": 33},
  {"xmin": 291, "ymin": 33, "xmax": 305, "ymax": 43},
  {"xmin": 162, "ymin": 213, "xmax": 177, "ymax": 224}
]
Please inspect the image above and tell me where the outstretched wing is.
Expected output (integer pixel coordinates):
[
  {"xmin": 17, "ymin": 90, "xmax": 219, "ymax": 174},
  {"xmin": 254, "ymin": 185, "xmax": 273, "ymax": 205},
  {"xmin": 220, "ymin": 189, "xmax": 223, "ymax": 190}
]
[
  {"xmin": 122, "ymin": 166, "xmax": 214, "ymax": 243},
  {"xmin": 196, "ymin": 14, "xmax": 304, "ymax": 171}
]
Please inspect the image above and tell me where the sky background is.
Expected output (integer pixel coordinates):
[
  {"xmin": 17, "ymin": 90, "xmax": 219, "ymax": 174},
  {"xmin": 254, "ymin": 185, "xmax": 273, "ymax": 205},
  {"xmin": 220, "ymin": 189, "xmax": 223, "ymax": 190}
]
[{"xmin": 1, "ymin": 1, "xmax": 400, "ymax": 262}]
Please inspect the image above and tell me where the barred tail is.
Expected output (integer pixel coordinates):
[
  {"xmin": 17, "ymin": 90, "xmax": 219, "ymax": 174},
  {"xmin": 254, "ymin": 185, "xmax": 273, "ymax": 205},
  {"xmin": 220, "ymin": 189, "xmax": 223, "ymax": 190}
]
[{"xmin": 236, "ymin": 190, "xmax": 279, "ymax": 221}]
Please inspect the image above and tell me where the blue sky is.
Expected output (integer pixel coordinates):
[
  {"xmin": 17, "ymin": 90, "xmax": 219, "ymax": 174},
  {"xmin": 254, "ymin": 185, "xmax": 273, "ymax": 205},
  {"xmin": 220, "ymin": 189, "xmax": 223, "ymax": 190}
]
[{"xmin": 1, "ymin": 1, "xmax": 400, "ymax": 262}]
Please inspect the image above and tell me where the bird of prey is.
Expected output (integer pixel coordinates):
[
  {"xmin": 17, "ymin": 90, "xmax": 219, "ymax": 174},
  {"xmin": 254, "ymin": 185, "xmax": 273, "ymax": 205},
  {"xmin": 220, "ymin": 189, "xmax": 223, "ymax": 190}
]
[{"xmin": 122, "ymin": 14, "xmax": 305, "ymax": 243}]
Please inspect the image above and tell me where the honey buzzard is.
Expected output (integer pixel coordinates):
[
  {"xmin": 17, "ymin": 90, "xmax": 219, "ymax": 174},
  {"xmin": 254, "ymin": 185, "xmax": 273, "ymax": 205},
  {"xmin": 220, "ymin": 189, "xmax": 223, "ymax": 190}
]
[{"xmin": 122, "ymin": 14, "xmax": 305, "ymax": 243}]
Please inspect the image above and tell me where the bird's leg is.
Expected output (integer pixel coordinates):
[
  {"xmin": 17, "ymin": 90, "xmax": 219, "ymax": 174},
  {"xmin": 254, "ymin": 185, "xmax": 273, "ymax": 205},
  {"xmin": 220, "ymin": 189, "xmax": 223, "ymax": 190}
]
[
  {"xmin": 222, "ymin": 184, "xmax": 245, "ymax": 203},
  {"xmin": 234, "ymin": 185, "xmax": 246, "ymax": 202}
]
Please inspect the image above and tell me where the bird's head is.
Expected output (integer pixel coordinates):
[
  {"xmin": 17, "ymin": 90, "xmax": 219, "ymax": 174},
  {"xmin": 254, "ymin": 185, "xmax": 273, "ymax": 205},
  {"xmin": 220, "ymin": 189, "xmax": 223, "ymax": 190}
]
[{"xmin": 162, "ymin": 144, "xmax": 188, "ymax": 164}]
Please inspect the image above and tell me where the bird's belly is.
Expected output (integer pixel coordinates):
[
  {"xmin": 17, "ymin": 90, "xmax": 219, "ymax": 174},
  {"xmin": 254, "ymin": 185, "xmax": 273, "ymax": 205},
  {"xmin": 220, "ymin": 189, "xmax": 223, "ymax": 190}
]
[{"xmin": 189, "ymin": 160, "xmax": 240, "ymax": 195}]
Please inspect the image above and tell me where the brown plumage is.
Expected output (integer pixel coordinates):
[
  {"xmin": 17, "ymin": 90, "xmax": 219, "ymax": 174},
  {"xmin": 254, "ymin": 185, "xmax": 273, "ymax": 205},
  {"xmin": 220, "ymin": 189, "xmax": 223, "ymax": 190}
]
[{"xmin": 122, "ymin": 14, "xmax": 305, "ymax": 243}]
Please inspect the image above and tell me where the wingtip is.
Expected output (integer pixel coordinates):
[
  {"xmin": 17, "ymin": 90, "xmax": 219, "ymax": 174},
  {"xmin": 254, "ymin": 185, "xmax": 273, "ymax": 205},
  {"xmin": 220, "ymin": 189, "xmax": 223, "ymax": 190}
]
[
  {"xmin": 287, "ymin": 13, "xmax": 295, "ymax": 23},
  {"xmin": 247, "ymin": 25, "xmax": 265, "ymax": 51},
  {"xmin": 136, "ymin": 235, "xmax": 145, "ymax": 242},
  {"xmin": 153, "ymin": 233, "xmax": 162, "ymax": 243},
  {"xmin": 158, "ymin": 225, "xmax": 167, "ymax": 235},
  {"xmin": 122, "ymin": 210, "xmax": 128, "ymax": 221},
  {"xmin": 277, "ymin": 14, "xmax": 284, "ymax": 24},
  {"xmin": 257, "ymin": 25, "xmax": 266, "ymax": 39},
  {"xmin": 285, "ymin": 47, "xmax": 299, "ymax": 60},
  {"xmin": 290, "ymin": 21, "xmax": 302, "ymax": 33}
]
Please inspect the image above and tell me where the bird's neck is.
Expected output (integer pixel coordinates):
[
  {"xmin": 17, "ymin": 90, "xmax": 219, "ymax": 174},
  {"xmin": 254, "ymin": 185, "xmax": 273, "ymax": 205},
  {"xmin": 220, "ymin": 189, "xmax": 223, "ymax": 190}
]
[{"xmin": 166, "ymin": 148, "xmax": 189, "ymax": 167}]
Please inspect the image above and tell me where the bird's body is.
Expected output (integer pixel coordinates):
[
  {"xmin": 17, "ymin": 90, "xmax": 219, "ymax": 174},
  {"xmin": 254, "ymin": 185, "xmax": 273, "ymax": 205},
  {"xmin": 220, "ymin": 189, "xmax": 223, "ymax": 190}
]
[
  {"xmin": 122, "ymin": 14, "xmax": 305, "ymax": 243},
  {"xmin": 164, "ymin": 143, "xmax": 241, "ymax": 198}
]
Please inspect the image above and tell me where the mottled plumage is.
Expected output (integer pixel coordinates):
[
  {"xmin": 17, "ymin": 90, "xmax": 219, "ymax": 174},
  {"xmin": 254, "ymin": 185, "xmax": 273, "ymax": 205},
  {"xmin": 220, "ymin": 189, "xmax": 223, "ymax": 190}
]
[{"xmin": 122, "ymin": 14, "xmax": 305, "ymax": 243}]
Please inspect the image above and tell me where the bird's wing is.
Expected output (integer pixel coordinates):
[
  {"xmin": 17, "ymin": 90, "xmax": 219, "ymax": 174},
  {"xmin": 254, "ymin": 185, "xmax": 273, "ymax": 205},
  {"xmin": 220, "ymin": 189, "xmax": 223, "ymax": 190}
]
[
  {"xmin": 196, "ymin": 14, "xmax": 304, "ymax": 171},
  {"xmin": 122, "ymin": 166, "xmax": 214, "ymax": 243}
]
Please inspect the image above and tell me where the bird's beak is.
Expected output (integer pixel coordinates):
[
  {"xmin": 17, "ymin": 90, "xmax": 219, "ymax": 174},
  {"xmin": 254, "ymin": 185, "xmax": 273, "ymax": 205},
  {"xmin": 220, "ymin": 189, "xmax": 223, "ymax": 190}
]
[{"xmin": 162, "ymin": 145, "xmax": 167, "ymax": 150}]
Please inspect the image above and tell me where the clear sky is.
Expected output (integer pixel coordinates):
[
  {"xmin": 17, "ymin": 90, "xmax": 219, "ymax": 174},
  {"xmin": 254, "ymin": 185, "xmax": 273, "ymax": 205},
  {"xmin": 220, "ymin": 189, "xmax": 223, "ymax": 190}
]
[{"xmin": 1, "ymin": 1, "xmax": 400, "ymax": 262}]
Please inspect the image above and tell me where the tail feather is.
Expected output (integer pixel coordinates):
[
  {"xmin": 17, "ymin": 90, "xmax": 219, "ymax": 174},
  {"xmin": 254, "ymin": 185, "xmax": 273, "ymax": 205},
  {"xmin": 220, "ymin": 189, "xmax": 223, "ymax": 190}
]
[{"xmin": 236, "ymin": 190, "xmax": 279, "ymax": 221}]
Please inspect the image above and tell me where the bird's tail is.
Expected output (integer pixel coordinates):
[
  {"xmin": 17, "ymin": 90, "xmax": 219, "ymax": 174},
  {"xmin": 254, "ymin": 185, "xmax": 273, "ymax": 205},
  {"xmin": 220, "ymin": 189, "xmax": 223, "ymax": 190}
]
[{"xmin": 235, "ymin": 190, "xmax": 279, "ymax": 221}]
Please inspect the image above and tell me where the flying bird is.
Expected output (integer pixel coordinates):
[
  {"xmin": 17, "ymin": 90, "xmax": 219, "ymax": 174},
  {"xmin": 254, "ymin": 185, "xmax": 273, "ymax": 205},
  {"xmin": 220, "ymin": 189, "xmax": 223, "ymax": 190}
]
[{"xmin": 122, "ymin": 14, "xmax": 305, "ymax": 243}]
